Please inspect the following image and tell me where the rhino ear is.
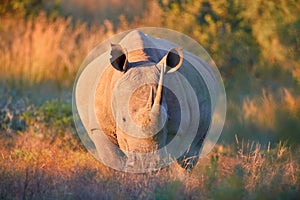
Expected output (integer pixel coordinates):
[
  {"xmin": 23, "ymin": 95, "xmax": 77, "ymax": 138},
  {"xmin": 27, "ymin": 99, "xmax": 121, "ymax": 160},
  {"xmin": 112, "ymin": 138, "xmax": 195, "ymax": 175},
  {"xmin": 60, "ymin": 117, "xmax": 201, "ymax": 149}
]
[
  {"xmin": 110, "ymin": 43, "xmax": 128, "ymax": 72},
  {"xmin": 158, "ymin": 47, "xmax": 183, "ymax": 73}
]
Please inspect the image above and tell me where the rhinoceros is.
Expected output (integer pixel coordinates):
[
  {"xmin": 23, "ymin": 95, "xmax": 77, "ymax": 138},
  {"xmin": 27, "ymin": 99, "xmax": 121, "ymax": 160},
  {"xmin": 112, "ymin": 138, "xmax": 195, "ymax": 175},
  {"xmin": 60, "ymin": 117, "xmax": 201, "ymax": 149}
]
[{"xmin": 75, "ymin": 30, "xmax": 218, "ymax": 172}]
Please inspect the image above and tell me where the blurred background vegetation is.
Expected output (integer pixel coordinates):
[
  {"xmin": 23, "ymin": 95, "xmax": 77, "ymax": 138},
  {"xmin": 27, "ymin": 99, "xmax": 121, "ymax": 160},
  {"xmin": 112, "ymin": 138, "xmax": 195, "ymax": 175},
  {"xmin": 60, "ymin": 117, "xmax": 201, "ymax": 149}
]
[
  {"xmin": 0, "ymin": 0, "xmax": 300, "ymax": 199},
  {"xmin": 1, "ymin": 0, "xmax": 299, "ymax": 145}
]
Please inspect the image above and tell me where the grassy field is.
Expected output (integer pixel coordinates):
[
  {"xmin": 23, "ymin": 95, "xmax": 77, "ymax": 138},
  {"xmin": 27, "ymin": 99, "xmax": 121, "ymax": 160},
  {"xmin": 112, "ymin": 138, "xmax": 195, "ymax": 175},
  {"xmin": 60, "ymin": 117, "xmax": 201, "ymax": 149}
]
[
  {"xmin": 1, "ymin": 0, "xmax": 300, "ymax": 199},
  {"xmin": 1, "ymin": 109, "xmax": 299, "ymax": 199}
]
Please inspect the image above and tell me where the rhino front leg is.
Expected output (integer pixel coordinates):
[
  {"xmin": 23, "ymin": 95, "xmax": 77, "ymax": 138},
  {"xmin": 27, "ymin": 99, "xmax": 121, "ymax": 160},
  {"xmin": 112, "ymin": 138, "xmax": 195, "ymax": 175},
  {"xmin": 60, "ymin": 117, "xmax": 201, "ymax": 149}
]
[
  {"xmin": 177, "ymin": 123, "xmax": 208, "ymax": 170},
  {"xmin": 177, "ymin": 99, "xmax": 212, "ymax": 170},
  {"xmin": 176, "ymin": 146, "xmax": 201, "ymax": 171},
  {"xmin": 91, "ymin": 129, "xmax": 127, "ymax": 170}
]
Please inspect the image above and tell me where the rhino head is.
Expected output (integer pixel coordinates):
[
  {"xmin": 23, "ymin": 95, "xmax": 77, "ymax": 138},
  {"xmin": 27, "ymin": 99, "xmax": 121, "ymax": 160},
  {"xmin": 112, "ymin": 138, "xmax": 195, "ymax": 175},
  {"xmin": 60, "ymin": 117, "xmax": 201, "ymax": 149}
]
[{"xmin": 110, "ymin": 44, "xmax": 183, "ymax": 154}]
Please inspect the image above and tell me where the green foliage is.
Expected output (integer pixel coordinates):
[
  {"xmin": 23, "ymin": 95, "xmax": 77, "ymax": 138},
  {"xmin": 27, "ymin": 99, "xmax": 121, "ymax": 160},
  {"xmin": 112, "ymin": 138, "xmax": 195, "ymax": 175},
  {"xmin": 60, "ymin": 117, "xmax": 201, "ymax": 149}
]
[
  {"xmin": 21, "ymin": 99, "xmax": 80, "ymax": 149},
  {"xmin": 211, "ymin": 165, "xmax": 245, "ymax": 200},
  {"xmin": 12, "ymin": 148, "xmax": 37, "ymax": 162},
  {"xmin": 23, "ymin": 99, "xmax": 73, "ymax": 129},
  {"xmin": 275, "ymin": 108, "xmax": 300, "ymax": 145},
  {"xmin": 0, "ymin": 92, "xmax": 27, "ymax": 132},
  {"xmin": 0, "ymin": 0, "xmax": 61, "ymax": 18},
  {"xmin": 154, "ymin": 180, "xmax": 184, "ymax": 200},
  {"xmin": 205, "ymin": 154, "xmax": 219, "ymax": 189}
]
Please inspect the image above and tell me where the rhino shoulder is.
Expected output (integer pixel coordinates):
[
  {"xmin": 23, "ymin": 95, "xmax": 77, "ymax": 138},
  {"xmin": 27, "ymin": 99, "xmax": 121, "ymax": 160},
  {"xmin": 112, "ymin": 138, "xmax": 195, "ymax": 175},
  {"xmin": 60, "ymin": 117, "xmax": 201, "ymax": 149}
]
[{"xmin": 94, "ymin": 66, "xmax": 123, "ymax": 145}]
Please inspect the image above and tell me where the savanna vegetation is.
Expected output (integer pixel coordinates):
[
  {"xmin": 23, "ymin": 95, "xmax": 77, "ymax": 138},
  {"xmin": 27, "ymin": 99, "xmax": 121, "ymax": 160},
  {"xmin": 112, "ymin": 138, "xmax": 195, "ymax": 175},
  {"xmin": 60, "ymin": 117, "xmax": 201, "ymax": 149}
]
[{"xmin": 0, "ymin": 0, "xmax": 300, "ymax": 199}]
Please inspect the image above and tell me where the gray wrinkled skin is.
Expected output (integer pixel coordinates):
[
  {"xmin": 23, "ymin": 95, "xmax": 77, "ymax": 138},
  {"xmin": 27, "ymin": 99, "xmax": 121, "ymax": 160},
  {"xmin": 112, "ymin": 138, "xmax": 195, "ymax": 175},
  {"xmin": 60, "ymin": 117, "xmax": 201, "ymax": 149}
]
[{"xmin": 91, "ymin": 30, "xmax": 213, "ymax": 171}]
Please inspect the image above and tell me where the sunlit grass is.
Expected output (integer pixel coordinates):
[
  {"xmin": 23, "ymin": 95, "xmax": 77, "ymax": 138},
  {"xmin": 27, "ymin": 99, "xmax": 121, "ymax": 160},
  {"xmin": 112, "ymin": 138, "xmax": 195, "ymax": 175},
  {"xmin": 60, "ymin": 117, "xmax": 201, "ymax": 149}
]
[
  {"xmin": 222, "ymin": 87, "xmax": 300, "ymax": 144},
  {"xmin": 1, "ymin": 129, "xmax": 299, "ymax": 199},
  {"xmin": 0, "ymin": 13, "xmax": 113, "ymax": 87},
  {"xmin": 242, "ymin": 88, "xmax": 300, "ymax": 130},
  {"xmin": 242, "ymin": 88, "xmax": 300, "ymax": 141},
  {"xmin": 0, "ymin": 91, "xmax": 299, "ymax": 198}
]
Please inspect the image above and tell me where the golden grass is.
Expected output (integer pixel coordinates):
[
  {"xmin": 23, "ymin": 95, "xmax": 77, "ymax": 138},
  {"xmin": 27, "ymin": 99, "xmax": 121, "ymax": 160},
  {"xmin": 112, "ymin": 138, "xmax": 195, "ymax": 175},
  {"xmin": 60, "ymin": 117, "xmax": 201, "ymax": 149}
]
[
  {"xmin": 242, "ymin": 88, "xmax": 300, "ymax": 130},
  {"xmin": 242, "ymin": 89, "xmax": 276, "ymax": 129},
  {"xmin": 1, "ymin": 128, "xmax": 299, "ymax": 199},
  {"xmin": 236, "ymin": 137, "xmax": 299, "ymax": 193},
  {"xmin": 0, "ymin": 131, "xmax": 202, "ymax": 199},
  {"xmin": 0, "ymin": 13, "xmax": 114, "ymax": 86}
]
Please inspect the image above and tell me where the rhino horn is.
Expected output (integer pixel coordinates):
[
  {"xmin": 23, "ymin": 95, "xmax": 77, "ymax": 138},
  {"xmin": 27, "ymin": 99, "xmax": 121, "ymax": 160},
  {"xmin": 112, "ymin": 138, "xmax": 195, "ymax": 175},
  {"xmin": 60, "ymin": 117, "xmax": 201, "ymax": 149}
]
[
  {"xmin": 153, "ymin": 64, "xmax": 164, "ymax": 108},
  {"xmin": 146, "ymin": 86, "xmax": 154, "ymax": 110},
  {"xmin": 152, "ymin": 47, "xmax": 183, "ymax": 109}
]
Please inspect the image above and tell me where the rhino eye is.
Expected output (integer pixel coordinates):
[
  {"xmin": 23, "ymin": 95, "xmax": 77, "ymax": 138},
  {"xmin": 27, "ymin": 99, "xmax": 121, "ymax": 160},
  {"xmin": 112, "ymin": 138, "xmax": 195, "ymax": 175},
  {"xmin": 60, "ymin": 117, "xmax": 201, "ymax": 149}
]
[{"xmin": 122, "ymin": 117, "xmax": 126, "ymax": 122}]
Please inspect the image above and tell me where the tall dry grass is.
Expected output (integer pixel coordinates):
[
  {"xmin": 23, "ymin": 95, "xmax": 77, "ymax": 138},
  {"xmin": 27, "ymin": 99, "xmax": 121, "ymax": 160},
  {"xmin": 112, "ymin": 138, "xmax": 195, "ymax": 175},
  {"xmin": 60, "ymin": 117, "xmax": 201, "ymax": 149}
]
[
  {"xmin": 239, "ymin": 88, "xmax": 300, "ymax": 142},
  {"xmin": 242, "ymin": 88, "xmax": 300, "ymax": 127},
  {"xmin": 242, "ymin": 89, "xmax": 277, "ymax": 129},
  {"xmin": 223, "ymin": 87, "xmax": 300, "ymax": 144},
  {"xmin": 234, "ymin": 136, "xmax": 300, "ymax": 198},
  {"xmin": 1, "ymin": 127, "xmax": 299, "ymax": 199},
  {"xmin": 0, "ymin": 13, "xmax": 116, "ymax": 86}
]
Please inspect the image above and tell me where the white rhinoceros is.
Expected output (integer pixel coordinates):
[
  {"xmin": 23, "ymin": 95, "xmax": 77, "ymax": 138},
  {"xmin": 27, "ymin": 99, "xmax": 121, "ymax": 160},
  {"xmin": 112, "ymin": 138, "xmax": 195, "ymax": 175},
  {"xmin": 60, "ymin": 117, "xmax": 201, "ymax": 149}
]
[{"xmin": 75, "ymin": 30, "xmax": 219, "ymax": 172}]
